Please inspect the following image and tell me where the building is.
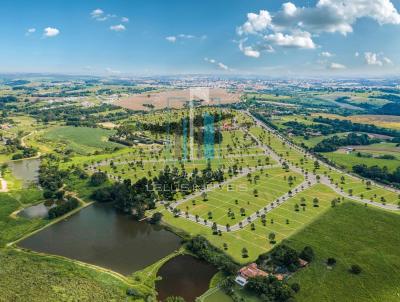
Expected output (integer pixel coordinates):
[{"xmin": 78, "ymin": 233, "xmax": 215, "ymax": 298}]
[{"xmin": 235, "ymin": 263, "xmax": 268, "ymax": 286}]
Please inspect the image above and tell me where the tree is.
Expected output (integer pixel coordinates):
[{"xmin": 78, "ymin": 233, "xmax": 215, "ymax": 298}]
[
  {"xmin": 294, "ymin": 203, "xmax": 300, "ymax": 212},
  {"xmin": 350, "ymin": 264, "xmax": 362, "ymax": 275},
  {"xmin": 90, "ymin": 171, "xmax": 108, "ymax": 186},
  {"xmin": 240, "ymin": 207, "xmax": 246, "ymax": 216},
  {"xmin": 223, "ymin": 243, "xmax": 228, "ymax": 250},
  {"xmin": 149, "ymin": 212, "xmax": 163, "ymax": 224},
  {"xmin": 268, "ymin": 232, "xmax": 276, "ymax": 244},
  {"xmin": 291, "ymin": 282, "xmax": 300, "ymax": 293},
  {"xmin": 201, "ymin": 191, "xmax": 207, "ymax": 201},
  {"xmin": 242, "ymin": 247, "xmax": 249, "ymax": 258},
  {"xmin": 253, "ymin": 189, "xmax": 258, "ymax": 197},
  {"xmin": 313, "ymin": 197, "xmax": 319, "ymax": 207},
  {"xmin": 300, "ymin": 246, "xmax": 315, "ymax": 262}
]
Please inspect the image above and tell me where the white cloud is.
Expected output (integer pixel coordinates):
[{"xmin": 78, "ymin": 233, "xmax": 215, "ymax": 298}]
[
  {"xmin": 204, "ymin": 57, "xmax": 231, "ymax": 71},
  {"xmin": 43, "ymin": 27, "xmax": 60, "ymax": 37},
  {"xmin": 166, "ymin": 36, "xmax": 177, "ymax": 43},
  {"xmin": 110, "ymin": 24, "xmax": 126, "ymax": 32},
  {"xmin": 364, "ymin": 52, "xmax": 392, "ymax": 66},
  {"xmin": 105, "ymin": 67, "xmax": 121, "ymax": 74},
  {"xmin": 383, "ymin": 56, "xmax": 393, "ymax": 64},
  {"xmin": 218, "ymin": 62, "xmax": 229, "ymax": 70},
  {"xmin": 320, "ymin": 51, "xmax": 333, "ymax": 57},
  {"xmin": 355, "ymin": 52, "xmax": 360, "ymax": 57},
  {"xmin": 329, "ymin": 62, "xmax": 346, "ymax": 69},
  {"xmin": 265, "ymin": 31, "xmax": 316, "ymax": 49},
  {"xmin": 283, "ymin": 2, "xmax": 297, "ymax": 16},
  {"xmin": 91, "ymin": 8, "xmax": 105, "ymax": 20},
  {"xmin": 165, "ymin": 34, "xmax": 205, "ymax": 43},
  {"xmin": 90, "ymin": 8, "xmax": 116, "ymax": 21},
  {"xmin": 121, "ymin": 17, "xmax": 129, "ymax": 23},
  {"xmin": 26, "ymin": 28, "xmax": 36, "ymax": 36},
  {"xmin": 236, "ymin": 0, "xmax": 400, "ymax": 57},
  {"xmin": 237, "ymin": 10, "xmax": 272, "ymax": 35}
]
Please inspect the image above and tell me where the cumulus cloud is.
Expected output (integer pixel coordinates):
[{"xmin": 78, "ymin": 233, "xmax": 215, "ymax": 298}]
[
  {"xmin": 320, "ymin": 51, "xmax": 333, "ymax": 57},
  {"xmin": 204, "ymin": 58, "xmax": 231, "ymax": 71},
  {"xmin": 329, "ymin": 62, "xmax": 346, "ymax": 69},
  {"xmin": 364, "ymin": 52, "xmax": 392, "ymax": 66},
  {"xmin": 236, "ymin": 0, "xmax": 400, "ymax": 57},
  {"xmin": 265, "ymin": 31, "xmax": 315, "ymax": 49},
  {"xmin": 110, "ymin": 24, "xmax": 126, "ymax": 32},
  {"xmin": 121, "ymin": 17, "xmax": 129, "ymax": 23},
  {"xmin": 237, "ymin": 10, "xmax": 272, "ymax": 35},
  {"xmin": 43, "ymin": 27, "xmax": 60, "ymax": 37},
  {"xmin": 90, "ymin": 8, "xmax": 116, "ymax": 21}
]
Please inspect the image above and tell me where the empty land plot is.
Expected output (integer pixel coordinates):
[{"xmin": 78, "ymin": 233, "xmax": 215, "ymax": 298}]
[
  {"xmin": 164, "ymin": 184, "xmax": 341, "ymax": 263},
  {"xmin": 114, "ymin": 88, "xmax": 241, "ymax": 111},
  {"xmin": 177, "ymin": 167, "xmax": 303, "ymax": 226},
  {"xmin": 327, "ymin": 171, "xmax": 399, "ymax": 205}
]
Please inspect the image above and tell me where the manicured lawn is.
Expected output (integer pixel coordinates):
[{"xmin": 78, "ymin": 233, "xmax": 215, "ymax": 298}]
[
  {"xmin": 43, "ymin": 126, "xmax": 121, "ymax": 155},
  {"xmin": 287, "ymin": 202, "xmax": 400, "ymax": 302},
  {"xmin": 177, "ymin": 167, "xmax": 303, "ymax": 226},
  {"xmin": 327, "ymin": 171, "xmax": 399, "ymax": 205},
  {"xmin": 163, "ymin": 184, "xmax": 341, "ymax": 264}
]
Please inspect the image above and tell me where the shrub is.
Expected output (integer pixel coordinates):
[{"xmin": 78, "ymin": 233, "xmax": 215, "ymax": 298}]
[
  {"xmin": 291, "ymin": 282, "xmax": 300, "ymax": 293},
  {"xmin": 299, "ymin": 246, "xmax": 315, "ymax": 262},
  {"xmin": 350, "ymin": 264, "xmax": 362, "ymax": 275},
  {"xmin": 327, "ymin": 258, "xmax": 336, "ymax": 266},
  {"xmin": 90, "ymin": 171, "xmax": 108, "ymax": 186}
]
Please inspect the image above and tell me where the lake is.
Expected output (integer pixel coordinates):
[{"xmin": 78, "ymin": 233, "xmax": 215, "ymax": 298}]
[
  {"xmin": 8, "ymin": 157, "xmax": 40, "ymax": 186},
  {"xmin": 19, "ymin": 203, "xmax": 181, "ymax": 275},
  {"xmin": 156, "ymin": 254, "xmax": 218, "ymax": 302}
]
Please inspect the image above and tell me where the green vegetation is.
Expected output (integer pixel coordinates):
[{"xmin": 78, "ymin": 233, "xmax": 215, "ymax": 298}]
[
  {"xmin": 43, "ymin": 126, "xmax": 121, "ymax": 155},
  {"xmin": 287, "ymin": 202, "xmax": 400, "ymax": 302},
  {"xmin": 0, "ymin": 249, "xmax": 134, "ymax": 301}
]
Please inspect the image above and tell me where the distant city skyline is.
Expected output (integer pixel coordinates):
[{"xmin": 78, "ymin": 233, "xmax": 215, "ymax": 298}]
[{"xmin": 2, "ymin": 0, "xmax": 400, "ymax": 77}]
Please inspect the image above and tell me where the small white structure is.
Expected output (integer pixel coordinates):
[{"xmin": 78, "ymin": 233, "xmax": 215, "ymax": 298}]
[{"xmin": 235, "ymin": 276, "xmax": 248, "ymax": 286}]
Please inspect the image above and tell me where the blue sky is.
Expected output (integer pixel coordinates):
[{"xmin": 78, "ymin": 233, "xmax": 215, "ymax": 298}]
[{"xmin": 2, "ymin": 0, "xmax": 400, "ymax": 76}]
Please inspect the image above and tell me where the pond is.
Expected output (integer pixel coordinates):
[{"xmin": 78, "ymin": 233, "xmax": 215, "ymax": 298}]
[
  {"xmin": 8, "ymin": 157, "xmax": 40, "ymax": 186},
  {"xmin": 18, "ymin": 200, "xmax": 56, "ymax": 219},
  {"xmin": 19, "ymin": 203, "xmax": 181, "ymax": 275},
  {"xmin": 156, "ymin": 254, "xmax": 218, "ymax": 302}
]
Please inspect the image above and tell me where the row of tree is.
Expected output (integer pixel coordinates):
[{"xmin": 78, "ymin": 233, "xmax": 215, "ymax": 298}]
[
  {"xmin": 353, "ymin": 164, "xmax": 400, "ymax": 186},
  {"xmin": 313, "ymin": 133, "xmax": 379, "ymax": 152}
]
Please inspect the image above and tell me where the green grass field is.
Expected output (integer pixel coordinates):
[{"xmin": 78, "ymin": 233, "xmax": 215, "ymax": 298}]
[
  {"xmin": 323, "ymin": 150, "xmax": 400, "ymax": 172},
  {"xmin": 287, "ymin": 202, "xmax": 400, "ymax": 302},
  {"xmin": 0, "ymin": 189, "xmax": 47, "ymax": 247},
  {"xmin": 177, "ymin": 167, "xmax": 303, "ymax": 226},
  {"xmin": 43, "ymin": 126, "xmax": 122, "ymax": 155},
  {"xmin": 0, "ymin": 248, "xmax": 134, "ymax": 302}
]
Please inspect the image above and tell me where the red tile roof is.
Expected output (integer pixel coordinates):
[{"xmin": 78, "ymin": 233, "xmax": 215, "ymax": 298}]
[{"xmin": 239, "ymin": 263, "xmax": 268, "ymax": 279}]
